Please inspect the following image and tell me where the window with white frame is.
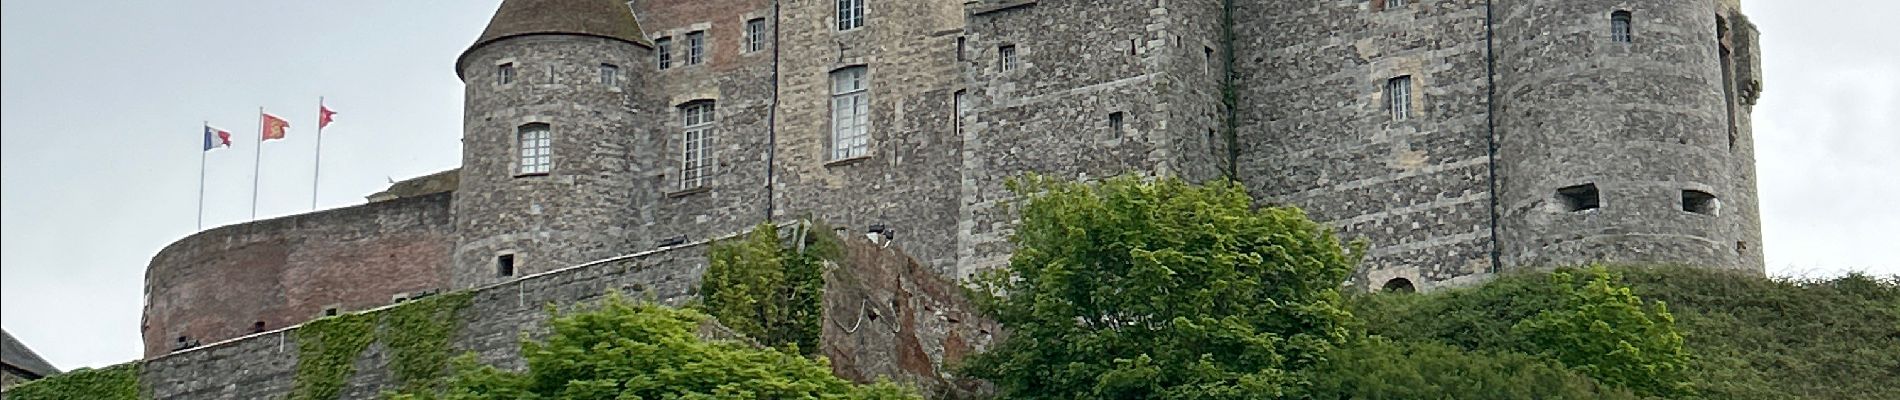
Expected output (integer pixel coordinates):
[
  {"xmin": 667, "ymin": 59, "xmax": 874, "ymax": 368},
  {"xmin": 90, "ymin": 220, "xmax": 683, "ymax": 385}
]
[
  {"xmin": 600, "ymin": 63, "xmax": 619, "ymax": 86},
  {"xmin": 838, "ymin": 0, "xmax": 865, "ymax": 31},
  {"xmin": 655, "ymin": 37, "xmax": 673, "ymax": 70},
  {"xmin": 745, "ymin": 18, "xmax": 767, "ymax": 53},
  {"xmin": 685, "ymin": 31, "xmax": 706, "ymax": 65},
  {"xmin": 830, "ymin": 66, "xmax": 870, "ymax": 160},
  {"xmin": 1388, "ymin": 0, "xmax": 1407, "ymax": 8},
  {"xmin": 517, "ymin": 123, "xmax": 552, "ymax": 175},
  {"xmin": 1611, "ymin": 11, "xmax": 1633, "ymax": 43},
  {"xmin": 999, "ymin": 45, "xmax": 1019, "ymax": 72},
  {"xmin": 680, "ymin": 102, "xmax": 715, "ymax": 189},
  {"xmin": 497, "ymin": 63, "xmax": 515, "ymax": 85},
  {"xmin": 1387, "ymin": 75, "xmax": 1413, "ymax": 121}
]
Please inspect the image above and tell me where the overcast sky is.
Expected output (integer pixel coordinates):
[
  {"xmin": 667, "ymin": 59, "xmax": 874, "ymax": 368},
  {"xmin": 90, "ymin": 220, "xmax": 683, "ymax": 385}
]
[{"xmin": 3, "ymin": 0, "xmax": 1895, "ymax": 370}]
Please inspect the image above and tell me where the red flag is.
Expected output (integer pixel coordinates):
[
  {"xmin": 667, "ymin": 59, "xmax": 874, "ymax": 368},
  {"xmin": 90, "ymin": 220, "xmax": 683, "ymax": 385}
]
[
  {"xmin": 319, "ymin": 106, "xmax": 337, "ymax": 129},
  {"xmin": 262, "ymin": 113, "xmax": 290, "ymax": 141}
]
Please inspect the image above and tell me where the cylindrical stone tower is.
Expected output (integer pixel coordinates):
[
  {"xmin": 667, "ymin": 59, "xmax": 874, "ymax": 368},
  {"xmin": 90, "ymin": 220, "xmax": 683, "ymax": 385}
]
[
  {"xmin": 452, "ymin": 0, "xmax": 654, "ymax": 288},
  {"xmin": 1495, "ymin": 0, "xmax": 1759, "ymax": 272}
]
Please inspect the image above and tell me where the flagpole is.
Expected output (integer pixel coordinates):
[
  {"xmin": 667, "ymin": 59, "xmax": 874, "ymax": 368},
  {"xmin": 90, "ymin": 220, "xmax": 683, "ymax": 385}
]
[
  {"xmin": 199, "ymin": 121, "xmax": 209, "ymax": 230},
  {"xmin": 252, "ymin": 107, "xmax": 263, "ymax": 221},
  {"xmin": 311, "ymin": 97, "xmax": 324, "ymax": 210}
]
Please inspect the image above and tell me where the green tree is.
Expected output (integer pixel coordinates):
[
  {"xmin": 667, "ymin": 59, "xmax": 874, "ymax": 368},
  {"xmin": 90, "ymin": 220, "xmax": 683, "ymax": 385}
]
[
  {"xmin": 964, "ymin": 175, "xmax": 1360, "ymax": 399},
  {"xmin": 387, "ymin": 295, "xmax": 916, "ymax": 400},
  {"xmin": 700, "ymin": 222, "xmax": 831, "ymax": 355},
  {"xmin": 1512, "ymin": 266, "xmax": 1693, "ymax": 398},
  {"xmin": 1297, "ymin": 339, "xmax": 1640, "ymax": 400}
]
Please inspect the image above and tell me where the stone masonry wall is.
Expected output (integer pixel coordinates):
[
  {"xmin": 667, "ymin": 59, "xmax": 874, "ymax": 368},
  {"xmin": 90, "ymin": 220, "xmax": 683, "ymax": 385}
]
[
  {"xmin": 1232, "ymin": 0, "xmax": 1497, "ymax": 290},
  {"xmin": 141, "ymin": 193, "xmax": 454, "ymax": 359}
]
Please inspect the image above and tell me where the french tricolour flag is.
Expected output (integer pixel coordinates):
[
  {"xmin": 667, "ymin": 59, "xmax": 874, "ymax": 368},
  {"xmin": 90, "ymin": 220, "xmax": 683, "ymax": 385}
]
[{"xmin": 203, "ymin": 125, "xmax": 232, "ymax": 151}]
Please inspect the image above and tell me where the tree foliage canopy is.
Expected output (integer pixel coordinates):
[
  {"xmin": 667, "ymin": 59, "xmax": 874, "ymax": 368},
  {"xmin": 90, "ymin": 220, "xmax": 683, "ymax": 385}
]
[
  {"xmin": 700, "ymin": 222, "xmax": 832, "ymax": 355},
  {"xmin": 964, "ymin": 175, "xmax": 1361, "ymax": 399},
  {"xmin": 387, "ymin": 295, "xmax": 916, "ymax": 400}
]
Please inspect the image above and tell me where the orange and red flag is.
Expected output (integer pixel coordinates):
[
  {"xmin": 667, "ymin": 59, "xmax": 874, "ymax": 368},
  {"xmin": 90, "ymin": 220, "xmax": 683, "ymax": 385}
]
[{"xmin": 261, "ymin": 113, "xmax": 290, "ymax": 141}]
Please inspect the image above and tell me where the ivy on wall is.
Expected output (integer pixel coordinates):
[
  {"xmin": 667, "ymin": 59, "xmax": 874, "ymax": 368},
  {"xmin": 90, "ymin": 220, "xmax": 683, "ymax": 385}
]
[
  {"xmin": 699, "ymin": 221, "xmax": 837, "ymax": 355},
  {"xmin": 289, "ymin": 291, "xmax": 474, "ymax": 400},
  {"xmin": 3, "ymin": 362, "xmax": 141, "ymax": 400}
]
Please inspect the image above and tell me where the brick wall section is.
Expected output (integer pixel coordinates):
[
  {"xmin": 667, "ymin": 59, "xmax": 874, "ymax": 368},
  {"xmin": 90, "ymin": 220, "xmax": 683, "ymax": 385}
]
[
  {"xmin": 1231, "ymin": 0, "xmax": 1497, "ymax": 290},
  {"xmin": 1493, "ymin": 0, "xmax": 1754, "ymax": 272},
  {"xmin": 141, "ymin": 193, "xmax": 454, "ymax": 358}
]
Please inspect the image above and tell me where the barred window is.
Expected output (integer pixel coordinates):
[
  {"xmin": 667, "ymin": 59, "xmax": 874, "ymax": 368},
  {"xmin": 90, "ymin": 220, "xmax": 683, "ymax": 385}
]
[
  {"xmin": 999, "ymin": 45, "xmax": 1018, "ymax": 72},
  {"xmin": 745, "ymin": 18, "xmax": 768, "ymax": 53},
  {"xmin": 517, "ymin": 123, "xmax": 552, "ymax": 175},
  {"xmin": 830, "ymin": 66, "xmax": 870, "ymax": 160},
  {"xmin": 680, "ymin": 102, "xmax": 716, "ymax": 189},
  {"xmin": 1387, "ymin": 75, "xmax": 1412, "ymax": 121},
  {"xmin": 496, "ymin": 63, "xmax": 515, "ymax": 85},
  {"xmin": 685, "ymin": 31, "xmax": 706, "ymax": 66},
  {"xmin": 655, "ymin": 37, "xmax": 673, "ymax": 70},
  {"xmin": 838, "ymin": 0, "xmax": 865, "ymax": 31},
  {"xmin": 1611, "ymin": 11, "xmax": 1633, "ymax": 43}
]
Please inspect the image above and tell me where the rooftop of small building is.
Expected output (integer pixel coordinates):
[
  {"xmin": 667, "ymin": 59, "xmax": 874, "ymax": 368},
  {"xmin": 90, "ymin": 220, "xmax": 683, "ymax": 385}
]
[{"xmin": 2, "ymin": 329, "xmax": 60, "ymax": 379}]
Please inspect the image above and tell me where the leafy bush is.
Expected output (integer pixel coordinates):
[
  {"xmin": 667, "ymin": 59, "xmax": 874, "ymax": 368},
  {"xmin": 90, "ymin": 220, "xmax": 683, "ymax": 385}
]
[
  {"xmin": 700, "ymin": 222, "xmax": 832, "ymax": 355},
  {"xmin": 387, "ymin": 294, "xmax": 917, "ymax": 400},
  {"xmin": 1297, "ymin": 339, "xmax": 1640, "ymax": 400},
  {"xmin": 3, "ymin": 363, "xmax": 141, "ymax": 400},
  {"xmin": 964, "ymin": 175, "xmax": 1360, "ymax": 399}
]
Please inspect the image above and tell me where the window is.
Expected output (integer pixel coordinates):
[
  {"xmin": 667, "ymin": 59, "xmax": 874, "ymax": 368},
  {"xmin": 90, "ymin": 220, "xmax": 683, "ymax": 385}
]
[
  {"xmin": 680, "ymin": 102, "xmax": 716, "ymax": 189},
  {"xmin": 600, "ymin": 63, "xmax": 619, "ymax": 86},
  {"xmin": 496, "ymin": 254, "xmax": 516, "ymax": 277},
  {"xmin": 1109, "ymin": 112, "xmax": 1125, "ymax": 134},
  {"xmin": 1387, "ymin": 0, "xmax": 1407, "ymax": 8},
  {"xmin": 1387, "ymin": 76, "xmax": 1413, "ymax": 121},
  {"xmin": 999, "ymin": 45, "xmax": 1019, "ymax": 72},
  {"xmin": 830, "ymin": 66, "xmax": 870, "ymax": 160},
  {"xmin": 323, "ymin": 307, "xmax": 339, "ymax": 317},
  {"xmin": 1556, "ymin": 184, "xmax": 1601, "ymax": 212},
  {"xmin": 954, "ymin": 90, "xmax": 968, "ymax": 135},
  {"xmin": 517, "ymin": 123, "xmax": 552, "ymax": 175},
  {"xmin": 1682, "ymin": 190, "xmax": 1719, "ymax": 215},
  {"xmin": 251, "ymin": 321, "xmax": 266, "ymax": 333},
  {"xmin": 685, "ymin": 31, "xmax": 706, "ymax": 66},
  {"xmin": 1611, "ymin": 11, "xmax": 1633, "ymax": 43},
  {"xmin": 745, "ymin": 19, "xmax": 768, "ymax": 53},
  {"xmin": 1382, "ymin": 278, "xmax": 1416, "ymax": 293},
  {"xmin": 838, "ymin": 0, "xmax": 865, "ymax": 30},
  {"xmin": 656, "ymin": 37, "xmax": 673, "ymax": 70},
  {"xmin": 1204, "ymin": 46, "xmax": 1215, "ymax": 73},
  {"xmin": 496, "ymin": 63, "xmax": 515, "ymax": 85},
  {"xmin": 957, "ymin": 37, "xmax": 967, "ymax": 61}
]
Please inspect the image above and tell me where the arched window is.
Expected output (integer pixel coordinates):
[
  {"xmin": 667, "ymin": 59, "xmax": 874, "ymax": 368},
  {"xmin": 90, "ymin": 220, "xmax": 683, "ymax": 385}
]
[
  {"xmin": 679, "ymin": 101, "xmax": 716, "ymax": 189},
  {"xmin": 1382, "ymin": 278, "xmax": 1417, "ymax": 293},
  {"xmin": 1611, "ymin": 11, "xmax": 1634, "ymax": 43},
  {"xmin": 517, "ymin": 123, "xmax": 552, "ymax": 175}
]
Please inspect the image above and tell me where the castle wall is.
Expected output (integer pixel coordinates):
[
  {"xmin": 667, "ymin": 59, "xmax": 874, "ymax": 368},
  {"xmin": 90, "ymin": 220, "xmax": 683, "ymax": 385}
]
[
  {"xmin": 1493, "ymin": 0, "xmax": 1754, "ymax": 271},
  {"xmin": 1720, "ymin": 6, "xmax": 1766, "ymax": 273},
  {"xmin": 956, "ymin": 0, "xmax": 1229, "ymax": 278},
  {"xmin": 140, "ymin": 193, "xmax": 454, "ymax": 358},
  {"xmin": 631, "ymin": 0, "xmax": 779, "ymax": 248},
  {"xmin": 771, "ymin": 0, "xmax": 967, "ymax": 275},
  {"xmin": 1230, "ymin": 0, "xmax": 1497, "ymax": 290},
  {"xmin": 453, "ymin": 35, "xmax": 651, "ymax": 288}
]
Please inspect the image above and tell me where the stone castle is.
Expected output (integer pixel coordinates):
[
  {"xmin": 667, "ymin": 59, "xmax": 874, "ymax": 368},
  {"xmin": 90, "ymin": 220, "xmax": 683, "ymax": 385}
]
[{"xmin": 140, "ymin": 0, "xmax": 1764, "ymax": 365}]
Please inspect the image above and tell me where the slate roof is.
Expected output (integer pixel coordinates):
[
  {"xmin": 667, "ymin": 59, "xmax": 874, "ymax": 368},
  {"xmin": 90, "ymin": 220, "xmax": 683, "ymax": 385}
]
[
  {"xmin": 1, "ymin": 329, "xmax": 59, "ymax": 379},
  {"xmin": 467, "ymin": 0, "xmax": 650, "ymax": 52}
]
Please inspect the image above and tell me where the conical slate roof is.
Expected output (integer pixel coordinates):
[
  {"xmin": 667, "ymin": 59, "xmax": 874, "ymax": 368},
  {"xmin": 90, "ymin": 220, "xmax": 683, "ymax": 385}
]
[{"xmin": 460, "ymin": 0, "xmax": 651, "ymax": 71}]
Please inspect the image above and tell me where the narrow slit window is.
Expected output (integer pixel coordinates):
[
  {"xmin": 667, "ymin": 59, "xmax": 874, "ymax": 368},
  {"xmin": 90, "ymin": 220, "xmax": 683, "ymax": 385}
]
[
  {"xmin": 496, "ymin": 63, "xmax": 515, "ymax": 85},
  {"xmin": 655, "ymin": 37, "xmax": 673, "ymax": 70},
  {"xmin": 496, "ymin": 254, "xmax": 516, "ymax": 277},
  {"xmin": 745, "ymin": 18, "xmax": 768, "ymax": 53},
  {"xmin": 1204, "ymin": 46, "xmax": 1215, "ymax": 73},
  {"xmin": 1109, "ymin": 112, "xmax": 1126, "ymax": 135},
  {"xmin": 830, "ymin": 66, "xmax": 870, "ymax": 160},
  {"xmin": 680, "ymin": 102, "xmax": 716, "ymax": 189},
  {"xmin": 1682, "ymin": 190, "xmax": 1719, "ymax": 215},
  {"xmin": 837, "ymin": 0, "xmax": 865, "ymax": 31},
  {"xmin": 954, "ymin": 90, "xmax": 968, "ymax": 135},
  {"xmin": 1387, "ymin": 76, "xmax": 1413, "ymax": 121},
  {"xmin": 517, "ymin": 123, "xmax": 552, "ymax": 175},
  {"xmin": 599, "ymin": 63, "xmax": 619, "ymax": 86},
  {"xmin": 685, "ymin": 31, "xmax": 706, "ymax": 66},
  {"xmin": 999, "ymin": 45, "xmax": 1019, "ymax": 72},
  {"xmin": 1612, "ymin": 11, "xmax": 1633, "ymax": 43},
  {"xmin": 1557, "ymin": 184, "xmax": 1601, "ymax": 212},
  {"xmin": 957, "ymin": 36, "xmax": 967, "ymax": 61}
]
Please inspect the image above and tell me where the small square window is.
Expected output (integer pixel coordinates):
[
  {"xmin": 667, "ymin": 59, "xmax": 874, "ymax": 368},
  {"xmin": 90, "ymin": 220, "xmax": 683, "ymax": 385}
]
[
  {"xmin": 746, "ymin": 19, "xmax": 768, "ymax": 53},
  {"xmin": 999, "ymin": 45, "xmax": 1019, "ymax": 72},
  {"xmin": 1109, "ymin": 112, "xmax": 1125, "ymax": 134},
  {"xmin": 600, "ymin": 64, "xmax": 619, "ymax": 86},
  {"xmin": 1556, "ymin": 184, "xmax": 1601, "ymax": 212},
  {"xmin": 656, "ymin": 37, "xmax": 673, "ymax": 70},
  {"xmin": 1611, "ymin": 11, "xmax": 1634, "ymax": 43},
  {"xmin": 252, "ymin": 321, "xmax": 266, "ymax": 333},
  {"xmin": 496, "ymin": 63, "xmax": 515, "ymax": 85},
  {"xmin": 1682, "ymin": 190, "xmax": 1718, "ymax": 215},
  {"xmin": 323, "ymin": 307, "xmax": 339, "ymax": 317},
  {"xmin": 497, "ymin": 254, "xmax": 516, "ymax": 277},
  {"xmin": 837, "ymin": 0, "xmax": 865, "ymax": 31}
]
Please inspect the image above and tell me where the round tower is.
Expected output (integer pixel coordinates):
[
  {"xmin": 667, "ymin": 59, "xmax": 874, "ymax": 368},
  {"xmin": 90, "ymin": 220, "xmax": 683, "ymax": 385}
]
[
  {"xmin": 1494, "ymin": 0, "xmax": 1756, "ymax": 272},
  {"xmin": 452, "ymin": 0, "xmax": 654, "ymax": 288}
]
